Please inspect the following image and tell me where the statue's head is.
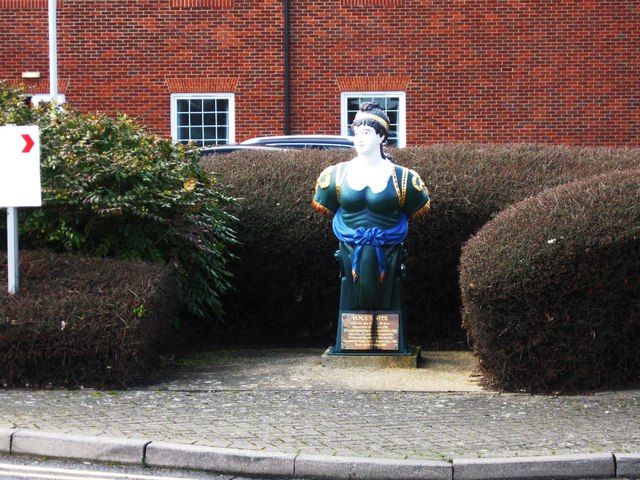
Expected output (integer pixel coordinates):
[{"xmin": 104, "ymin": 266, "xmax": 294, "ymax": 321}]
[
  {"xmin": 352, "ymin": 102, "xmax": 390, "ymax": 157},
  {"xmin": 352, "ymin": 102, "xmax": 390, "ymax": 144}
]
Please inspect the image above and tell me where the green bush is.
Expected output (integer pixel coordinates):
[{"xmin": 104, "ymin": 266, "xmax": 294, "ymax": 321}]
[
  {"xmin": 460, "ymin": 170, "xmax": 640, "ymax": 392},
  {"xmin": 0, "ymin": 250, "xmax": 178, "ymax": 387},
  {"xmin": 203, "ymin": 145, "xmax": 640, "ymax": 346},
  {"xmin": 0, "ymin": 82, "xmax": 236, "ymax": 321}
]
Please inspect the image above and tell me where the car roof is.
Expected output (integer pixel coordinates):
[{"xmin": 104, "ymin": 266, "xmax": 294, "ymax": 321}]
[
  {"xmin": 241, "ymin": 135, "xmax": 353, "ymax": 146},
  {"xmin": 199, "ymin": 144, "xmax": 283, "ymax": 156}
]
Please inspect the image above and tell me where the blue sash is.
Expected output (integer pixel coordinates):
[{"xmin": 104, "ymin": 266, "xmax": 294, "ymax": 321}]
[{"xmin": 332, "ymin": 209, "xmax": 408, "ymax": 282}]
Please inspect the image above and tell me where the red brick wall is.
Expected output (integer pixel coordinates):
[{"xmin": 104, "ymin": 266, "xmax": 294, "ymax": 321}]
[
  {"xmin": 0, "ymin": 0, "xmax": 285, "ymax": 141},
  {"xmin": 1, "ymin": 0, "xmax": 639, "ymax": 145},
  {"xmin": 291, "ymin": 0, "xmax": 640, "ymax": 145}
]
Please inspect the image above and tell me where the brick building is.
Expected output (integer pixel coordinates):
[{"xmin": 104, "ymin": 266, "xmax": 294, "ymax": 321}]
[{"xmin": 1, "ymin": 0, "xmax": 639, "ymax": 146}]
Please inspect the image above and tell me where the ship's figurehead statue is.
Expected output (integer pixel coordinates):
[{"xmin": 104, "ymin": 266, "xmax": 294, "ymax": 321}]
[{"xmin": 312, "ymin": 102, "xmax": 430, "ymax": 355}]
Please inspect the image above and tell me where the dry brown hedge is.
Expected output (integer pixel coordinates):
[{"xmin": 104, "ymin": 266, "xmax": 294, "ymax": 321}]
[
  {"xmin": 203, "ymin": 144, "xmax": 640, "ymax": 347},
  {"xmin": 460, "ymin": 169, "xmax": 640, "ymax": 392},
  {"xmin": 0, "ymin": 250, "xmax": 178, "ymax": 387}
]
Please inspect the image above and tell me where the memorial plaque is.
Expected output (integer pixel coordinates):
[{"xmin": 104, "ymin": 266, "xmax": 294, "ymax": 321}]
[{"xmin": 340, "ymin": 312, "xmax": 399, "ymax": 351}]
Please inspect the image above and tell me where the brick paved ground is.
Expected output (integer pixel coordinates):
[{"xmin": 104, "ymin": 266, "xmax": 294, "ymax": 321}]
[
  {"xmin": 0, "ymin": 349, "xmax": 638, "ymax": 462},
  {"xmin": 0, "ymin": 390, "xmax": 639, "ymax": 461}
]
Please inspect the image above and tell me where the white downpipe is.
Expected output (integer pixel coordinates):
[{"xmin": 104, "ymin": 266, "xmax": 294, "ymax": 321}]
[{"xmin": 48, "ymin": 0, "xmax": 57, "ymax": 100}]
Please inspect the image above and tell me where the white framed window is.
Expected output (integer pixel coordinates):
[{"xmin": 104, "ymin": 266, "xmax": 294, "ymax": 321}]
[
  {"xmin": 341, "ymin": 92, "xmax": 406, "ymax": 147},
  {"xmin": 170, "ymin": 93, "xmax": 235, "ymax": 147}
]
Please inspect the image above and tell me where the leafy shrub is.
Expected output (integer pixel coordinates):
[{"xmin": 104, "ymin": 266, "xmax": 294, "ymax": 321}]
[
  {"xmin": 460, "ymin": 170, "xmax": 640, "ymax": 392},
  {"xmin": 0, "ymin": 82, "xmax": 236, "ymax": 320},
  {"xmin": 0, "ymin": 250, "xmax": 178, "ymax": 387},
  {"xmin": 0, "ymin": 82, "xmax": 34, "ymax": 126},
  {"xmin": 203, "ymin": 145, "xmax": 640, "ymax": 346}
]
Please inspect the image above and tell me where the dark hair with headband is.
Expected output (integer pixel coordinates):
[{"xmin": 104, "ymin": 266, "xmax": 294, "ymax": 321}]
[{"xmin": 352, "ymin": 102, "xmax": 393, "ymax": 160}]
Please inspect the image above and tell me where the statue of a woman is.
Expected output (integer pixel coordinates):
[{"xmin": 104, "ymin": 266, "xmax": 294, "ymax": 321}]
[{"xmin": 312, "ymin": 102, "xmax": 430, "ymax": 354}]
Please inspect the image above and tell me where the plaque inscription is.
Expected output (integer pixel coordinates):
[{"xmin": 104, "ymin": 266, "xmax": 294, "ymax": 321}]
[{"xmin": 341, "ymin": 313, "xmax": 400, "ymax": 351}]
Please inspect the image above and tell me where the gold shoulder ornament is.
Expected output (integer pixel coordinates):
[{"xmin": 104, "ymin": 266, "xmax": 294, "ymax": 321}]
[
  {"xmin": 408, "ymin": 170, "xmax": 431, "ymax": 220},
  {"xmin": 411, "ymin": 170, "xmax": 426, "ymax": 192}
]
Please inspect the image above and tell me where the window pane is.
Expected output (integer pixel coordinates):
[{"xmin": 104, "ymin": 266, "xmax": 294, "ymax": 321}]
[
  {"xmin": 189, "ymin": 99, "xmax": 203, "ymax": 112},
  {"xmin": 217, "ymin": 112, "xmax": 227, "ymax": 125},
  {"xmin": 204, "ymin": 113, "xmax": 216, "ymax": 125},
  {"xmin": 370, "ymin": 97, "xmax": 385, "ymax": 109},
  {"xmin": 204, "ymin": 127, "xmax": 217, "ymax": 140},
  {"xmin": 348, "ymin": 98, "xmax": 360, "ymax": 110},
  {"xmin": 387, "ymin": 98, "xmax": 399, "ymax": 110},
  {"xmin": 190, "ymin": 113, "xmax": 202, "ymax": 126},
  {"xmin": 178, "ymin": 113, "xmax": 189, "ymax": 127},
  {"xmin": 204, "ymin": 140, "xmax": 216, "ymax": 146},
  {"xmin": 217, "ymin": 126, "xmax": 228, "ymax": 141},
  {"xmin": 178, "ymin": 127, "xmax": 190, "ymax": 141},
  {"xmin": 177, "ymin": 99, "xmax": 189, "ymax": 113},
  {"xmin": 387, "ymin": 110, "xmax": 398, "ymax": 125},
  {"xmin": 217, "ymin": 99, "xmax": 229, "ymax": 111},
  {"xmin": 190, "ymin": 127, "xmax": 203, "ymax": 140},
  {"xmin": 203, "ymin": 99, "xmax": 216, "ymax": 112}
]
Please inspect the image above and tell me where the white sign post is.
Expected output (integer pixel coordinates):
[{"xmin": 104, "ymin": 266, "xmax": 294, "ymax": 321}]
[
  {"xmin": 7, "ymin": 207, "xmax": 19, "ymax": 294},
  {"xmin": 0, "ymin": 125, "xmax": 41, "ymax": 294}
]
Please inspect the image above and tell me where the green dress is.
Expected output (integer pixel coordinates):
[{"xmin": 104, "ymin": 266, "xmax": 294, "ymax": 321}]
[{"xmin": 312, "ymin": 161, "xmax": 430, "ymax": 311}]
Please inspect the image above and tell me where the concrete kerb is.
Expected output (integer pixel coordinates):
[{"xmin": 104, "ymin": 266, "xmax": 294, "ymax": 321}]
[
  {"xmin": 453, "ymin": 453, "xmax": 616, "ymax": 480},
  {"xmin": 294, "ymin": 454, "xmax": 452, "ymax": 480},
  {"xmin": 615, "ymin": 453, "xmax": 640, "ymax": 479},
  {"xmin": 0, "ymin": 429, "xmax": 15, "ymax": 453},
  {"xmin": 10, "ymin": 430, "xmax": 149, "ymax": 465},
  {"xmin": 145, "ymin": 441, "xmax": 296, "ymax": 477},
  {"xmin": 3, "ymin": 430, "xmax": 639, "ymax": 479}
]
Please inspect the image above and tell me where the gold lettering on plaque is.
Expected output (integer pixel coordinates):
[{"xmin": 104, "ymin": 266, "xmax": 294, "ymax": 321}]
[{"xmin": 341, "ymin": 313, "xmax": 400, "ymax": 351}]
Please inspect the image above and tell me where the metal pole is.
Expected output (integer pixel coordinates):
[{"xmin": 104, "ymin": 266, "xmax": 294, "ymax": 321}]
[
  {"xmin": 7, "ymin": 208, "xmax": 19, "ymax": 294},
  {"xmin": 283, "ymin": 0, "xmax": 291, "ymax": 135},
  {"xmin": 48, "ymin": 0, "xmax": 58, "ymax": 100}
]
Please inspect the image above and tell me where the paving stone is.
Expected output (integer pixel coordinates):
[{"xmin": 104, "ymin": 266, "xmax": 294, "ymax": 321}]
[
  {"xmin": 11, "ymin": 430, "xmax": 148, "ymax": 464},
  {"xmin": 295, "ymin": 454, "xmax": 452, "ymax": 480},
  {"xmin": 145, "ymin": 441, "xmax": 295, "ymax": 477},
  {"xmin": 453, "ymin": 453, "xmax": 615, "ymax": 480},
  {"xmin": 615, "ymin": 453, "xmax": 640, "ymax": 478}
]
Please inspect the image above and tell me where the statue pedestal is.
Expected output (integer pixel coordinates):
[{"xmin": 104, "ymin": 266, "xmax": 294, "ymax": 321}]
[{"xmin": 321, "ymin": 346, "xmax": 421, "ymax": 369}]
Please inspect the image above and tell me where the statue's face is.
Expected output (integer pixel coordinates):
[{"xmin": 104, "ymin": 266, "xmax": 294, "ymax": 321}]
[{"xmin": 353, "ymin": 124, "xmax": 383, "ymax": 156}]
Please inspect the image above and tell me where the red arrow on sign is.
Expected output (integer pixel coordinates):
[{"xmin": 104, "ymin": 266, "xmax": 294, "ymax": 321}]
[{"xmin": 21, "ymin": 134, "xmax": 34, "ymax": 153}]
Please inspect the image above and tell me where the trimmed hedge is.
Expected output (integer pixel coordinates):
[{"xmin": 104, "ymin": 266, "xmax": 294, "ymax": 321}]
[
  {"xmin": 202, "ymin": 144, "xmax": 640, "ymax": 346},
  {"xmin": 0, "ymin": 250, "xmax": 178, "ymax": 387},
  {"xmin": 460, "ymin": 170, "xmax": 640, "ymax": 392}
]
